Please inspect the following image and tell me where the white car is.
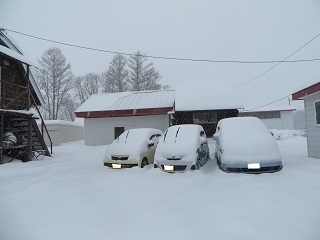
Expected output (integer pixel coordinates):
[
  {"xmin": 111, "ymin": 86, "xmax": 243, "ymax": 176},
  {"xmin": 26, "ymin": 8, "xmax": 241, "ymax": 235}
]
[
  {"xmin": 213, "ymin": 117, "xmax": 282, "ymax": 173},
  {"xmin": 154, "ymin": 124, "xmax": 209, "ymax": 172},
  {"xmin": 103, "ymin": 128, "xmax": 162, "ymax": 169}
]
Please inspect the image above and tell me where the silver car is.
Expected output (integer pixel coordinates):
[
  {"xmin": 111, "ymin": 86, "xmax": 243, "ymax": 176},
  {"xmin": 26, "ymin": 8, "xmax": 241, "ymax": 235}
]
[{"xmin": 213, "ymin": 117, "xmax": 282, "ymax": 173}]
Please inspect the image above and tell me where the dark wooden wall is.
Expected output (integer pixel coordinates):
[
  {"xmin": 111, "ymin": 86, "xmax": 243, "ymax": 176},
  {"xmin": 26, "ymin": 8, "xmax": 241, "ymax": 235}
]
[
  {"xmin": 0, "ymin": 53, "xmax": 30, "ymax": 110},
  {"xmin": 173, "ymin": 109, "xmax": 239, "ymax": 137}
]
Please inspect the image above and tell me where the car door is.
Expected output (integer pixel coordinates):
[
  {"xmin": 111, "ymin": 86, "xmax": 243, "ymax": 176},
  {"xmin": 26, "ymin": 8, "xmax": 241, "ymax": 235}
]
[
  {"xmin": 199, "ymin": 130, "xmax": 209, "ymax": 164},
  {"xmin": 146, "ymin": 133, "xmax": 161, "ymax": 163}
]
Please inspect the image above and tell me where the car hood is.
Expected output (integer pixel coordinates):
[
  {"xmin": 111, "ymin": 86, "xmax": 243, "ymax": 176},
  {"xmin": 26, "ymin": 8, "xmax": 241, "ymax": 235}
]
[
  {"xmin": 220, "ymin": 138, "xmax": 281, "ymax": 163},
  {"xmin": 104, "ymin": 141, "xmax": 146, "ymax": 160},
  {"xmin": 155, "ymin": 141, "xmax": 198, "ymax": 158}
]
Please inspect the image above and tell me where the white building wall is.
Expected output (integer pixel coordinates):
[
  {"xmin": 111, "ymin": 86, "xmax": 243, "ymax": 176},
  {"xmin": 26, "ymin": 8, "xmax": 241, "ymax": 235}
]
[
  {"xmin": 260, "ymin": 111, "xmax": 294, "ymax": 130},
  {"xmin": 304, "ymin": 92, "xmax": 320, "ymax": 159},
  {"xmin": 280, "ymin": 111, "xmax": 294, "ymax": 130},
  {"xmin": 84, "ymin": 114, "xmax": 170, "ymax": 146},
  {"xmin": 41, "ymin": 122, "xmax": 84, "ymax": 147},
  {"xmin": 261, "ymin": 118, "xmax": 283, "ymax": 130}
]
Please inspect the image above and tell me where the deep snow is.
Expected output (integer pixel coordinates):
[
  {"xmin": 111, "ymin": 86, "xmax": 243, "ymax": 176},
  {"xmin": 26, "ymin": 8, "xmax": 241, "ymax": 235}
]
[{"xmin": 1, "ymin": 134, "xmax": 320, "ymax": 240}]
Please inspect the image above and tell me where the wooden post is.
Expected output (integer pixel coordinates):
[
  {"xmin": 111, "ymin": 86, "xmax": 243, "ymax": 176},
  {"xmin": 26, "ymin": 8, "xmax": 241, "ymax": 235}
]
[
  {"xmin": 26, "ymin": 65, "xmax": 31, "ymax": 110},
  {"xmin": 27, "ymin": 117, "xmax": 32, "ymax": 162},
  {"xmin": 0, "ymin": 113, "xmax": 3, "ymax": 165}
]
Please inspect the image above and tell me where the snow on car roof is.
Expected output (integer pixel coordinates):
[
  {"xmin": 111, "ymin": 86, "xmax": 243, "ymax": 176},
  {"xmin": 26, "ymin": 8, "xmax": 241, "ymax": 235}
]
[
  {"xmin": 76, "ymin": 90, "xmax": 175, "ymax": 112},
  {"xmin": 175, "ymin": 81, "xmax": 244, "ymax": 111}
]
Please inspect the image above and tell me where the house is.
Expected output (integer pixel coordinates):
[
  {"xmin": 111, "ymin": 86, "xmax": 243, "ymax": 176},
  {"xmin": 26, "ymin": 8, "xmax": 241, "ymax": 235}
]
[
  {"xmin": 239, "ymin": 105, "xmax": 296, "ymax": 130},
  {"xmin": 75, "ymin": 90, "xmax": 175, "ymax": 146},
  {"xmin": 0, "ymin": 29, "xmax": 51, "ymax": 164},
  {"xmin": 75, "ymin": 81, "xmax": 243, "ymax": 146},
  {"xmin": 292, "ymin": 81, "xmax": 320, "ymax": 158}
]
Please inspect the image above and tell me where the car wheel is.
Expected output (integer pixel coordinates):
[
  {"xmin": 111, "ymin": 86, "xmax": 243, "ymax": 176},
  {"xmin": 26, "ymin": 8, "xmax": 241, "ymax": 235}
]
[
  {"xmin": 141, "ymin": 158, "xmax": 148, "ymax": 168},
  {"xmin": 196, "ymin": 156, "xmax": 201, "ymax": 170},
  {"xmin": 216, "ymin": 155, "xmax": 222, "ymax": 169}
]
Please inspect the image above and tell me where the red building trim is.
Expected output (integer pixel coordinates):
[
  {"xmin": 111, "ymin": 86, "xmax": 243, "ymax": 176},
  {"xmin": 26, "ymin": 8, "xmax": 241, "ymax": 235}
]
[
  {"xmin": 75, "ymin": 107, "xmax": 173, "ymax": 118},
  {"xmin": 292, "ymin": 82, "xmax": 320, "ymax": 100}
]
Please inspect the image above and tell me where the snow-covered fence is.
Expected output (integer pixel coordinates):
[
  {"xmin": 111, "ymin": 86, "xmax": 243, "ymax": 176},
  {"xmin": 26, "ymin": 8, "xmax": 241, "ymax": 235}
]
[{"xmin": 38, "ymin": 120, "xmax": 84, "ymax": 146}]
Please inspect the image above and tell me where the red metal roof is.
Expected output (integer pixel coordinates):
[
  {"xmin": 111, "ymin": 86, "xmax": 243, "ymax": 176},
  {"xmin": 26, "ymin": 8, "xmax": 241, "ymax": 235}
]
[
  {"xmin": 292, "ymin": 82, "xmax": 320, "ymax": 100},
  {"xmin": 75, "ymin": 107, "xmax": 173, "ymax": 118}
]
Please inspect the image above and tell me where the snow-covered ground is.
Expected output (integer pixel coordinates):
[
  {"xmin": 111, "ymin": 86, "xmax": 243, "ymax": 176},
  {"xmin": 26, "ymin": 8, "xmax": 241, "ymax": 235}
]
[{"xmin": 1, "ymin": 134, "xmax": 320, "ymax": 240}]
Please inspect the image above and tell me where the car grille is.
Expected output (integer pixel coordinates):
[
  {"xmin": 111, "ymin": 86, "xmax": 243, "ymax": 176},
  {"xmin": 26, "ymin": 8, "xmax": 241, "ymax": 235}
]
[
  {"xmin": 161, "ymin": 165, "xmax": 187, "ymax": 171},
  {"xmin": 111, "ymin": 155, "xmax": 129, "ymax": 161},
  {"xmin": 226, "ymin": 165, "xmax": 282, "ymax": 173},
  {"xmin": 104, "ymin": 163, "xmax": 138, "ymax": 168},
  {"xmin": 166, "ymin": 157, "xmax": 182, "ymax": 161}
]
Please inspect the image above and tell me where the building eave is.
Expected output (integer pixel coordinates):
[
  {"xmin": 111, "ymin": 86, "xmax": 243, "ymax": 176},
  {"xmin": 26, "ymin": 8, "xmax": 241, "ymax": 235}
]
[
  {"xmin": 292, "ymin": 82, "xmax": 320, "ymax": 100},
  {"xmin": 75, "ymin": 107, "xmax": 174, "ymax": 118}
]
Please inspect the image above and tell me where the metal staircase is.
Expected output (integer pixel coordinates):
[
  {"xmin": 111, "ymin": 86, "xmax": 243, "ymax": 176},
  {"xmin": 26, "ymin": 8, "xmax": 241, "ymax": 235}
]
[{"xmin": 0, "ymin": 110, "xmax": 52, "ymax": 164}]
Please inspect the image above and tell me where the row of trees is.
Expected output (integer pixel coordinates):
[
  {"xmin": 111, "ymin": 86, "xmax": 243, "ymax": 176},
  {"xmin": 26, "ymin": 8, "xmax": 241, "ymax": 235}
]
[{"xmin": 36, "ymin": 47, "xmax": 168, "ymax": 121}]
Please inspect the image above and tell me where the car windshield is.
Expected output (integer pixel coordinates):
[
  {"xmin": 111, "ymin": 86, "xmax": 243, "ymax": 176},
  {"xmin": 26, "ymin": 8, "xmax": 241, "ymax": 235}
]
[
  {"xmin": 116, "ymin": 129, "xmax": 150, "ymax": 144},
  {"xmin": 163, "ymin": 125, "xmax": 199, "ymax": 144}
]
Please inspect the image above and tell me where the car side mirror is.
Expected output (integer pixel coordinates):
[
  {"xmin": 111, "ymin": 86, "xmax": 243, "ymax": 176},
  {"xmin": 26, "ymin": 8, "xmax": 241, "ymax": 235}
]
[
  {"xmin": 212, "ymin": 134, "xmax": 219, "ymax": 141},
  {"xmin": 200, "ymin": 136, "xmax": 207, "ymax": 144},
  {"xmin": 147, "ymin": 140, "xmax": 154, "ymax": 148}
]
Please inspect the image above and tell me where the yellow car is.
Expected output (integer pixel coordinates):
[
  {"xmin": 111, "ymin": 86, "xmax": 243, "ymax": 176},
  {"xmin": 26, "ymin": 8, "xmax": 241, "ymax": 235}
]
[{"xmin": 103, "ymin": 128, "xmax": 163, "ymax": 169}]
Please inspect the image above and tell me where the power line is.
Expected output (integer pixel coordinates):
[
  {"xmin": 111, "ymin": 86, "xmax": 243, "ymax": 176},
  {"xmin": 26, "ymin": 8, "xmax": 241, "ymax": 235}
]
[
  {"xmin": 2, "ymin": 28, "xmax": 320, "ymax": 64},
  {"xmin": 235, "ymin": 32, "xmax": 320, "ymax": 87},
  {"xmin": 244, "ymin": 95, "xmax": 292, "ymax": 111}
]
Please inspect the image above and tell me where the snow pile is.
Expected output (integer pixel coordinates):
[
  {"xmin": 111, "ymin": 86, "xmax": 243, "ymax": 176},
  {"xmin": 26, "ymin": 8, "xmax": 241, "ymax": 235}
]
[
  {"xmin": 1, "ymin": 136, "xmax": 320, "ymax": 240},
  {"xmin": 270, "ymin": 129, "xmax": 306, "ymax": 140},
  {"xmin": 175, "ymin": 81, "xmax": 244, "ymax": 111}
]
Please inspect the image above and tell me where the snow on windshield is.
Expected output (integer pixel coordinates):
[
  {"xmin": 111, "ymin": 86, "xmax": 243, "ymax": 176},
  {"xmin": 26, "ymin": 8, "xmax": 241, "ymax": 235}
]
[
  {"xmin": 116, "ymin": 128, "xmax": 153, "ymax": 144},
  {"xmin": 162, "ymin": 124, "xmax": 200, "ymax": 144}
]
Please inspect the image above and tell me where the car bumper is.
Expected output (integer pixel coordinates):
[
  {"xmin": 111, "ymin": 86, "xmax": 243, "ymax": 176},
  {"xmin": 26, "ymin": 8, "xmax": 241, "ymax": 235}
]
[
  {"xmin": 104, "ymin": 159, "xmax": 140, "ymax": 168},
  {"xmin": 220, "ymin": 161, "xmax": 283, "ymax": 173},
  {"xmin": 154, "ymin": 159, "xmax": 195, "ymax": 172}
]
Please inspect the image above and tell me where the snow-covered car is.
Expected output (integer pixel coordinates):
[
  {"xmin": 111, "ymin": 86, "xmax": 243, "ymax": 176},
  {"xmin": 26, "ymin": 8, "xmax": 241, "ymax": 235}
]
[
  {"xmin": 103, "ymin": 128, "xmax": 162, "ymax": 169},
  {"xmin": 213, "ymin": 117, "xmax": 282, "ymax": 173},
  {"xmin": 154, "ymin": 124, "xmax": 209, "ymax": 172}
]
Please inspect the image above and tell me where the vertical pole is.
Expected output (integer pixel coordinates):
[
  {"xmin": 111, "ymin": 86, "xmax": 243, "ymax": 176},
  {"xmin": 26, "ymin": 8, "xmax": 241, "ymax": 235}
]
[
  {"xmin": 0, "ymin": 114, "xmax": 3, "ymax": 165},
  {"xmin": 0, "ymin": 66, "xmax": 2, "ymax": 104},
  {"xmin": 27, "ymin": 117, "xmax": 32, "ymax": 162},
  {"xmin": 26, "ymin": 65, "xmax": 31, "ymax": 110}
]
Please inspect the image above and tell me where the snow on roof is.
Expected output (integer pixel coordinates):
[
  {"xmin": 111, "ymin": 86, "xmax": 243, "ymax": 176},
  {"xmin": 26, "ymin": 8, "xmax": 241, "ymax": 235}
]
[
  {"xmin": 75, "ymin": 90, "xmax": 175, "ymax": 113},
  {"xmin": 0, "ymin": 45, "xmax": 38, "ymax": 67},
  {"xmin": 174, "ymin": 81, "xmax": 244, "ymax": 111},
  {"xmin": 0, "ymin": 29, "xmax": 44, "ymax": 105},
  {"xmin": 241, "ymin": 104, "xmax": 296, "ymax": 112}
]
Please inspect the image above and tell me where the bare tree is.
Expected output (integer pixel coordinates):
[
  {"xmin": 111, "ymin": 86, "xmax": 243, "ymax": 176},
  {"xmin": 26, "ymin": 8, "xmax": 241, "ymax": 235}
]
[
  {"xmin": 60, "ymin": 93, "xmax": 80, "ymax": 121},
  {"xmin": 101, "ymin": 54, "xmax": 128, "ymax": 93},
  {"xmin": 73, "ymin": 73, "xmax": 101, "ymax": 104},
  {"xmin": 128, "ymin": 51, "xmax": 162, "ymax": 91},
  {"xmin": 36, "ymin": 47, "xmax": 73, "ymax": 120}
]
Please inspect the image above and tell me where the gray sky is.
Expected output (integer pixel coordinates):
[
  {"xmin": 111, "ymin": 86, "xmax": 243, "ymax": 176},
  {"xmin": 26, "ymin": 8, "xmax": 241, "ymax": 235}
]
[{"xmin": 1, "ymin": 0, "xmax": 319, "ymax": 108}]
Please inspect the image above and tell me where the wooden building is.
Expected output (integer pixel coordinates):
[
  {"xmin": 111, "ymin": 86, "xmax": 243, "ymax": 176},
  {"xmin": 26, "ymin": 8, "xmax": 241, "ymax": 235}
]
[
  {"xmin": 0, "ymin": 29, "xmax": 51, "ymax": 164},
  {"xmin": 75, "ymin": 81, "xmax": 243, "ymax": 146}
]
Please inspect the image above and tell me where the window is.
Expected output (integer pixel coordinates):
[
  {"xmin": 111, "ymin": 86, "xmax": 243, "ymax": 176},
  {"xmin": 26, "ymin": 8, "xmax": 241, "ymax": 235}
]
[
  {"xmin": 114, "ymin": 127, "xmax": 124, "ymax": 139},
  {"xmin": 193, "ymin": 111, "xmax": 217, "ymax": 124},
  {"xmin": 315, "ymin": 101, "xmax": 320, "ymax": 125}
]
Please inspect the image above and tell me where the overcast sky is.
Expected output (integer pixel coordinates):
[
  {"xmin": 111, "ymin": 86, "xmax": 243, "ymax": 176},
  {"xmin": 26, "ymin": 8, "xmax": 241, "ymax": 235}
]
[{"xmin": 1, "ymin": 0, "xmax": 319, "ymax": 109}]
